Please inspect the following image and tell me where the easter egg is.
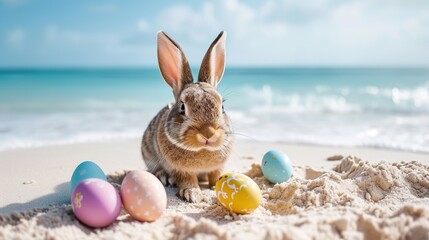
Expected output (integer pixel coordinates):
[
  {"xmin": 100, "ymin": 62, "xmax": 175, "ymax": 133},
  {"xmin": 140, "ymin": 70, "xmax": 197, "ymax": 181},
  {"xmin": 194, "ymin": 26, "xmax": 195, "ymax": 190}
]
[
  {"xmin": 215, "ymin": 173, "xmax": 261, "ymax": 214},
  {"xmin": 71, "ymin": 178, "xmax": 121, "ymax": 228},
  {"xmin": 261, "ymin": 150, "xmax": 293, "ymax": 184},
  {"xmin": 121, "ymin": 170, "xmax": 167, "ymax": 222},
  {"xmin": 70, "ymin": 161, "xmax": 107, "ymax": 195}
]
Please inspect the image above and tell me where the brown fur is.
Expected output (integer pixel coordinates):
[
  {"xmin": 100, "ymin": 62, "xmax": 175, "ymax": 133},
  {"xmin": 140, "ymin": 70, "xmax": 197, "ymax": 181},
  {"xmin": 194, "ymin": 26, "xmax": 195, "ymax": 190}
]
[{"xmin": 141, "ymin": 31, "xmax": 233, "ymax": 202}]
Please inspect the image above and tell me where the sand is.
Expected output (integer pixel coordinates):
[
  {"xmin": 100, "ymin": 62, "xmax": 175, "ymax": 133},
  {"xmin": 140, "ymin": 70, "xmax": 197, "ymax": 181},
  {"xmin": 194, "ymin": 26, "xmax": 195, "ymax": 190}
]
[{"xmin": 1, "ymin": 139, "xmax": 429, "ymax": 239}]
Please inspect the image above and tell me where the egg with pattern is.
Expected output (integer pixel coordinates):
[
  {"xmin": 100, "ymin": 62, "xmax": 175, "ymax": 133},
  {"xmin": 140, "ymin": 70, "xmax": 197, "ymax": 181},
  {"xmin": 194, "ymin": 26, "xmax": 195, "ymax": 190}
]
[
  {"xmin": 215, "ymin": 173, "xmax": 261, "ymax": 214},
  {"xmin": 261, "ymin": 150, "xmax": 293, "ymax": 184},
  {"xmin": 71, "ymin": 178, "xmax": 122, "ymax": 228},
  {"xmin": 120, "ymin": 170, "xmax": 167, "ymax": 222}
]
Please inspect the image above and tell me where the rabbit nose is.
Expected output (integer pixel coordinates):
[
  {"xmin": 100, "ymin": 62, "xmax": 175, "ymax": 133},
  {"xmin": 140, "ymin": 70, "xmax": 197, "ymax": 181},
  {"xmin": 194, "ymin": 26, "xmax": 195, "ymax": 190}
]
[{"xmin": 200, "ymin": 125, "xmax": 217, "ymax": 140}]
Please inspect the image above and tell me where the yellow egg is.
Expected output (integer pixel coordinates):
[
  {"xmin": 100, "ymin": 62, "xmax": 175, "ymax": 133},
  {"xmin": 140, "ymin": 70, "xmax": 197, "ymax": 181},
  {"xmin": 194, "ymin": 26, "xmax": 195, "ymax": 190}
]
[{"xmin": 215, "ymin": 173, "xmax": 261, "ymax": 214}]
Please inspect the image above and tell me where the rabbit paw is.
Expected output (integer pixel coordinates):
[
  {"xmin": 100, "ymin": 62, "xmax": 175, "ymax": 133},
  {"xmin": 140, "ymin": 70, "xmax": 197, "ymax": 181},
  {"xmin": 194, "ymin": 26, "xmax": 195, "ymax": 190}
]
[
  {"xmin": 208, "ymin": 169, "xmax": 222, "ymax": 188},
  {"xmin": 155, "ymin": 169, "xmax": 175, "ymax": 187},
  {"xmin": 179, "ymin": 187, "xmax": 203, "ymax": 203}
]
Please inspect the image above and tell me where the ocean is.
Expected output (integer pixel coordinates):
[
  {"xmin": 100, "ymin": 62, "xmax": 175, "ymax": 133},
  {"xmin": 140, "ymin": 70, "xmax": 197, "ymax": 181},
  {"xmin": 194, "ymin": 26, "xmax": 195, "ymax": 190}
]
[{"xmin": 0, "ymin": 67, "xmax": 428, "ymax": 152}]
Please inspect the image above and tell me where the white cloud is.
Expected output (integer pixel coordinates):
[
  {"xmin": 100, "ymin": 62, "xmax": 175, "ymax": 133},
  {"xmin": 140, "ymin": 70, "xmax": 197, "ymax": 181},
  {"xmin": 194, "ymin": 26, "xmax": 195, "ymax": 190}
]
[
  {"xmin": 6, "ymin": 29, "xmax": 25, "ymax": 45},
  {"xmin": 5, "ymin": 0, "xmax": 428, "ymax": 67},
  {"xmin": 154, "ymin": 0, "xmax": 429, "ymax": 66},
  {"xmin": 158, "ymin": 4, "xmax": 219, "ymax": 44}
]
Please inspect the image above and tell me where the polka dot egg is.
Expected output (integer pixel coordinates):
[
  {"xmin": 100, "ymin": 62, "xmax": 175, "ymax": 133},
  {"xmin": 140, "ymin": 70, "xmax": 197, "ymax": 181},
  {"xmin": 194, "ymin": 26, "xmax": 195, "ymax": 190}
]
[
  {"xmin": 71, "ymin": 178, "xmax": 121, "ymax": 228},
  {"xmin": 215, "ymin": 173, "xmax": 261, "ymax": 214},
  {"xmin": 120, "ymin": 170, "xmax": 167, "ymax": 222}
]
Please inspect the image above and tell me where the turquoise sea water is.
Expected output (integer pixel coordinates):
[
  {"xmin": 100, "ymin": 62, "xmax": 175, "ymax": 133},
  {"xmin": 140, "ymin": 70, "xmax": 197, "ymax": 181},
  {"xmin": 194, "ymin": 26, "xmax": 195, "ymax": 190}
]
[{"xmin": 0, "ymin": 68, "xmax": 429, "ymax": 152}]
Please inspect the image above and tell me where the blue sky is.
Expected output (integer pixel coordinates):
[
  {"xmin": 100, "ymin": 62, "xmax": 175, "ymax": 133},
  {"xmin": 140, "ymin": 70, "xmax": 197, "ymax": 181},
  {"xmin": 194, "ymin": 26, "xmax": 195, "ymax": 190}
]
[{"xmin": 1, "ymin": 0, "xmax": 429, "ymax": 67}]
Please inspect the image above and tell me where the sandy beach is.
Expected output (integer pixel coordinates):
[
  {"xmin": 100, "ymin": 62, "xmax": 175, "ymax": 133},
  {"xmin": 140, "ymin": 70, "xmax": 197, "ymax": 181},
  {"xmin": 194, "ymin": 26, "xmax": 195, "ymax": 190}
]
[
  {"xmin": 1, "ymin": 139, "xmax": 428, "ymax": 239},
  {"xmin": 2, "ymin": 0, "xmax": 429, "ymax": 238}
]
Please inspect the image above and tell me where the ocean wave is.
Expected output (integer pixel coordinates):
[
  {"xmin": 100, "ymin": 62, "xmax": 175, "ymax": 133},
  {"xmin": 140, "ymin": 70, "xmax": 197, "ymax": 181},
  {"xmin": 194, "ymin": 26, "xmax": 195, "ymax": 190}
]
[
  {"xmin": 240, "ymin": 83, "xmax": 429, "ymax": 114},
  {"xmin": 0, "ymin": 107, "xmax": 428, "ymax": 153},
  {"xmin": 0, "ymin": 132, "xmax": 141, "ymax": 151},
  {"xmin": 228, "ymin": 108, "xmax": 429, "ymax": 153},
  {"xmin": 250, "ymin": 94, "xmax": 361, "ymax": 114},
  {"xmin": 1, "ymin": 80, "xmax": 429, "ymax": 153},
  {"xmin": 0, "ymin": 110, "xmax": 147, "ymax": 151},
  {"xmin": 243, "ymin": 85, "xmax": 362, "ymax": 114},
  {"xmin": 0, "ymin": 99, "xmax": 156, "ymax": 112}
]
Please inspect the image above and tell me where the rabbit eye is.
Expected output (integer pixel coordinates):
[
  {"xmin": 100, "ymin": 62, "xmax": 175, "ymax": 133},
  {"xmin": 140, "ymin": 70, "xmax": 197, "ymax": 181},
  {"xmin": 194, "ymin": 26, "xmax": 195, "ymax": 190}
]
[
  {"xmin": 222, "ymin": 99, "xmax": 226, "ymax": 114},
  {"xmin": 180, "ymin": 102, "xmax": 185, "ymax": 115}
]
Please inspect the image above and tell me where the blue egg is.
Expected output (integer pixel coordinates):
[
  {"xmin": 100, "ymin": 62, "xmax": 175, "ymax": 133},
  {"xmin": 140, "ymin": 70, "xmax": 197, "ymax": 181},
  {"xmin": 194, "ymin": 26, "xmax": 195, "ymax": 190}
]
[
  {"xmin": 261, "ymin": 150, "xmax": 293, "ymax": 184},
  {"xmin": 70, "ymin": 161, "xmax": 107, "ymax": 194}
]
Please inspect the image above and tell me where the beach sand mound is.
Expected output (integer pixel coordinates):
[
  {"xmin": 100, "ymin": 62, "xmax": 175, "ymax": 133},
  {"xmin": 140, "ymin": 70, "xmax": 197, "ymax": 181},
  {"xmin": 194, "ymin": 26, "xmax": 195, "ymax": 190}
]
[{"xmin": 1, "ymin": 156, "xmax": 429, "ymax": 240}]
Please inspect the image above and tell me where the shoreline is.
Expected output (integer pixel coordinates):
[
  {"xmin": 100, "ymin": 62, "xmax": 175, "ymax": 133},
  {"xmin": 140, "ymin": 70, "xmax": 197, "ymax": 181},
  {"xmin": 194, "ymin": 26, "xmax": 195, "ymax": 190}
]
[
  {"xmin": 1, "ymin": 136, "xmax": 429, "ymax": 155},
  {"xmin": 1, "ymin": 138, "xmax": 428, "ymax": 215}
]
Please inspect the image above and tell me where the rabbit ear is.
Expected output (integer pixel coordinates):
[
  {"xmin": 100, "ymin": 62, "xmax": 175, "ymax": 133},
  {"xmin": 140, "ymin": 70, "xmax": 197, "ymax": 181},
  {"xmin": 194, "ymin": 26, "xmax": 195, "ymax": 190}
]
[
  {"xmin": 157, "ymin": 31, "xmax": 193, "ymax": 98},
  {"xmin": 198, "ymin": 31, "xmax": 227, "ymax": 88}
]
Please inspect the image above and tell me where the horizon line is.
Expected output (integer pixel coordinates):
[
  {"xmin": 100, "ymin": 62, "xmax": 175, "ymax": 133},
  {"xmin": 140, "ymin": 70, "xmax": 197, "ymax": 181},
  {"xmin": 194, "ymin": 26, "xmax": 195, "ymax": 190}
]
[{"xmin": 1, "ymin": 65, "xmax": 429, "ymax": 70}]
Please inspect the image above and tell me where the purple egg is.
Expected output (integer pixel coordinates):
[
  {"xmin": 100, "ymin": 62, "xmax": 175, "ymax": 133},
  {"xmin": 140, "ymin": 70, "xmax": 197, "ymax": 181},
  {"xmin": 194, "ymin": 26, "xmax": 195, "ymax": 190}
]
[{"xmin": 71, "ymin": 178, "xmax": 121, "ymax": 228}]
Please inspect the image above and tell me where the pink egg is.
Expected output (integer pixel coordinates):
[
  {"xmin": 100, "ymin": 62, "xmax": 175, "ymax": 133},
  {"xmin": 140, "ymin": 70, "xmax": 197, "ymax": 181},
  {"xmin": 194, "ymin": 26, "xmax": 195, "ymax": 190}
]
[
  {"xmin": 121, "ymin": 170, "xmax": 167, "ymax": 222},
  {"xmin": 71, "ymin": 178, "xmax": 121, "ymax": 228}
]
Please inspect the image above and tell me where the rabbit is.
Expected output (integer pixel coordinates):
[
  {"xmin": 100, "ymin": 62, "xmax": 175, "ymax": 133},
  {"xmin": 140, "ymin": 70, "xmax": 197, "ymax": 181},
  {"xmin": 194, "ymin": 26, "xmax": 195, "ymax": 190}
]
[{"xmin": 141, "ymin": 31, "xmax": 234, "ymax": 203}]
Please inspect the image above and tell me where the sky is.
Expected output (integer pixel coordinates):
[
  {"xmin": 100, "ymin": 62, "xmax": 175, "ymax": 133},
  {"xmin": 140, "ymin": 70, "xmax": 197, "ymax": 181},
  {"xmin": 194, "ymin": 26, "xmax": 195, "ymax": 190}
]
[{"xmin": 1, "ymin": 0, "xmax": 429, "ymax": 67}]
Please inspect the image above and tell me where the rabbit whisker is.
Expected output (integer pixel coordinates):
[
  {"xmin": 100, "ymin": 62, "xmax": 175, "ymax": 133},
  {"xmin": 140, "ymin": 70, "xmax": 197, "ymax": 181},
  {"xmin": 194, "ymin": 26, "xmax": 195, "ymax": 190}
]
[{"xmin": 225, "ymin": 131, "xmax": 256, "ymax": 141}]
